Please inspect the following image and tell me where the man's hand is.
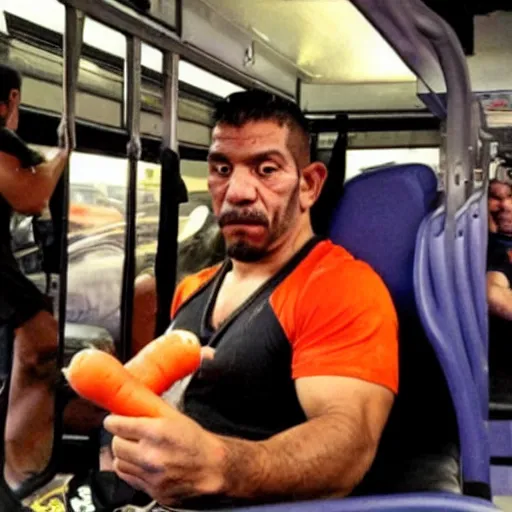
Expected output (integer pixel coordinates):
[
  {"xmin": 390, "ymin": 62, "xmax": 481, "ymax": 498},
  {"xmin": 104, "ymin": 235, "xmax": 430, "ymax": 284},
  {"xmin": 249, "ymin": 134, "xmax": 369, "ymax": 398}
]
[
  {"xmin": 57, "ymin": 119, "xmax": 72, "ymax": 152},
  {"xmin": 104, "ymin": 414, "xmax": 225, "ymax": 505}
]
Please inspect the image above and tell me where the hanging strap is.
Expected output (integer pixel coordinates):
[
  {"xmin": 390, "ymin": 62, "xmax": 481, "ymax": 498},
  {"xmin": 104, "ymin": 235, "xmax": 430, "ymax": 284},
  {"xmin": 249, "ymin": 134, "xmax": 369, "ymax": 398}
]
[
  {"xmin": 154, "ymin": 147, "xmax": 188, "ymax": 337},
  {"xmin": 310, "ymin": 115, "xmax": 348, "ymax": 236}
]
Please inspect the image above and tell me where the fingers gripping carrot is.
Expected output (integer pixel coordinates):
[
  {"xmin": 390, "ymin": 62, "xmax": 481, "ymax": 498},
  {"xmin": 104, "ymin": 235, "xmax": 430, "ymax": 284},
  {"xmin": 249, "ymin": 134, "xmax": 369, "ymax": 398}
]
[
  {"xmin": 64, "ymin": 349, "xmax": 177, "ymax": 419},
  {"xmin": 124, "ymin": 330, "xmax": 202, "ymax": 395}
]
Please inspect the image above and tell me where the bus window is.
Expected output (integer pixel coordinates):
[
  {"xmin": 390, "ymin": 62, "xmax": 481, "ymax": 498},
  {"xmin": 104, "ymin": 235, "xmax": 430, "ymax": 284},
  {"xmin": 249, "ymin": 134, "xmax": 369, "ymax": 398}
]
[
  {"xmin": 177, "ymin": 159, "xmax": 224, "ymax": 284},
  {"xmin": 130, "ymin": 158, "xmax": 225, "ymax": 355},
  {"xmin": 316, "ymin": 132, "xmax": 441, "ymax": 184},
  {"xmin": 65, "ymin": 152, "xmax": 127, "ymax": 354},
  {"xmin": 346, "ymin": 147, "xmax": 441, "ymax": 182}
]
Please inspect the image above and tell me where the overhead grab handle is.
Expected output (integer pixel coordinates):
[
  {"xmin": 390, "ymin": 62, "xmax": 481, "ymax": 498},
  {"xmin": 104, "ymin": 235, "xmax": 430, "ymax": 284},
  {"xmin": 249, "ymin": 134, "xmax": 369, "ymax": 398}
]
[{"xmin": 119, "ymin": 36, "xmax": 142, "ymax": 363}]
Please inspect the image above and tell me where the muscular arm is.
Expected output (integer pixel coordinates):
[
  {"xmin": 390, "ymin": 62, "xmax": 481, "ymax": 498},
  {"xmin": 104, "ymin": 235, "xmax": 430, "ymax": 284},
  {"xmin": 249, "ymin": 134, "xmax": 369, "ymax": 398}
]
[
  {"xmin": 218, "ymin": 376, "xmax": 393, "ymax": 500},
  {"xmin": 487, "ymin": 271, "xmax": 512, "ymax": 321},
  {"xmin": 106, "ymin": 376, "xmax": 394, "ymax": 504},
  {"xmin": 0, "ymin": 149, "xmax": 69, "ymax": 215}
]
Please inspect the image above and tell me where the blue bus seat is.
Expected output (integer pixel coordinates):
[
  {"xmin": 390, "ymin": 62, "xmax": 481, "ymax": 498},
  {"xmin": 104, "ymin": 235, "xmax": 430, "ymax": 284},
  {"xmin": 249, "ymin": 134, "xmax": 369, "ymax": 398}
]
[
  {"xmin": 329, "ymin": 163, "xmax": 459, "ymax": 495},
  {"xmin": 415, "ymin": 206, "xmax": 490, "ymax": 493},
  {"xmin": 223, "ymin": 492, "xmax": 497, "ymax": 512},
  {"xmin": 454, "ymin": 191, "xmax": 489, "ymax": 415}
]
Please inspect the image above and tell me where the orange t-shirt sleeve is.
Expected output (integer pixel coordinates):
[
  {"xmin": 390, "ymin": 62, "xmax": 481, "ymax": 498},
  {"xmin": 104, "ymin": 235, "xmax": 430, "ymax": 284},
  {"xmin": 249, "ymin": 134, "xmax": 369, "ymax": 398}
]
[
  {"xmin": 171, "ymin": 279, "xmax": 189, "ymax": 320},
  {"xmin": 170, "ymin": 264, "xmax": 222, "ymax": 319},
  {"xmin": 274, "ymin": 260, "xmax": 399, "ymax": 394}
]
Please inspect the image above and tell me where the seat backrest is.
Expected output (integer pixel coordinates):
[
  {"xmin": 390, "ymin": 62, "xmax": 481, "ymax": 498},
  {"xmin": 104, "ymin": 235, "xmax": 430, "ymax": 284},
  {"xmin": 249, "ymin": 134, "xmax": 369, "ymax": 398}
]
[
  {"xmin": 329, "ymin": 163, "xmax": 437, "ymax": 316},
  {"xmin": 454, "ymin": 191, "xmax": 489, "ymax": 414},
  {"xmin": 415, "ymin": 206, "xmax": 490, "ymax": 493},
  {"xmin": 329, "ymin": 163, "xmax": 459, "ymax": 494},
  {"xmin": 467, "ymin": 190, "xmax": 489, "ymax": 350}
]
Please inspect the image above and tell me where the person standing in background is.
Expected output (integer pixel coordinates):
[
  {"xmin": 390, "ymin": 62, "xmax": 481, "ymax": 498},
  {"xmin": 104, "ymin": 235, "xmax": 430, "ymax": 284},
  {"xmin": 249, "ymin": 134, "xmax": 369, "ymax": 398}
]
[{"xmin": 0, "ymin": 63, "xmax": 69, "ymax": 489}]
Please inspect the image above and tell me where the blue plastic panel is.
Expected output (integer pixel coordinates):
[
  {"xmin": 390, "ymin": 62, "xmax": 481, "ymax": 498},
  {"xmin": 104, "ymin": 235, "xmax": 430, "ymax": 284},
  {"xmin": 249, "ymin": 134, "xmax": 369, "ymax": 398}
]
[
  {"xmin": 490, "ymin": 421, "xmax": 512, "ymax": 458},
  {"xmin": 220, "ymin": 493, "xmax": 498, "ymax": 512},
  {"xmin": 491, "ymin": 466, "xmax": 512, "ymax": 496}
]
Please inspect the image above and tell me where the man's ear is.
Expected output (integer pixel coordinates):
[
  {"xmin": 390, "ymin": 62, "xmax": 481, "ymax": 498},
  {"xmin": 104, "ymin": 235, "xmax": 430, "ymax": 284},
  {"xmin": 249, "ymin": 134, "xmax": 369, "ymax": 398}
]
[
  {"xmin": 299, "ymin": 161, "xmax": 328, "ymax": 211},
  {"xmin": 9, "ymin": 89, "xmax": 20, "ymax": 106}
]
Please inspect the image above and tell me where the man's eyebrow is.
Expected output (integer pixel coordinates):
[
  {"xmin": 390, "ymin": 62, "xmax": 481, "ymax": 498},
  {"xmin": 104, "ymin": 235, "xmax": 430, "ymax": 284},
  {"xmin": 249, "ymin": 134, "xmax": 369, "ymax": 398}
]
[
  {"xmin": 207, "ymin": 150, "xmax": 287, "ymax": 164},
  {"xmin": 207, "ymin": 151, "xmax": 230, "ymax": 163}
]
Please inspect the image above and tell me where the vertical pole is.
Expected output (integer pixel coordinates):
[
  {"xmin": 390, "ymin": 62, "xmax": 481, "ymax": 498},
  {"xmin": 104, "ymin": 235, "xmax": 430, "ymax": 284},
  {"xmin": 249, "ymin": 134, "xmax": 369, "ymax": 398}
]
[
  {"xmin": 57, "ymin": 7, "xmax": 84, "ymax": 368},
  {"xmin": 154, "ymin": 51, "xmax": 182, "ymax": 336},
  {"xmin": 48, "ymin": 3, "xmax": 84, "ymax": 487},
  {"xmin": 119, "ymin": 36, "xmax": 142, "ymax": 363}
]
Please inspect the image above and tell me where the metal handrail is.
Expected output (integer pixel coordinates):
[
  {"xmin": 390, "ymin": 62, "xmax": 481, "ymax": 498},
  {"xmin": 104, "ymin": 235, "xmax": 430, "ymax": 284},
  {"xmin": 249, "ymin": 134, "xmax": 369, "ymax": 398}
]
[
  {"xmin": 57, "ymin": 0, "xmax": 292, "ymax": 99},
  {"xmin": 119, "ymin": 36, "xmax": 142, "ymax": 363},
  {"xmin": 351, "ymin": 0, "xmax": 473, "ymax": 218},
  {"xmin": 407, "ymin": 0, "xmax": 472, "ymax": 219}
]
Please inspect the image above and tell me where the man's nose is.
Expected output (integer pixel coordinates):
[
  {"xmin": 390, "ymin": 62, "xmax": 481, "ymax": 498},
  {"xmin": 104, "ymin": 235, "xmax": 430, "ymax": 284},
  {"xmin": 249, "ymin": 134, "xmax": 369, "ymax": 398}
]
[
  {"xmin": 501, "ymin": 197, "xmax": 512, "ymax": 212},
  {"xmin": 225, "ymin": 168, "xmax": 258, "ymax": 205}
]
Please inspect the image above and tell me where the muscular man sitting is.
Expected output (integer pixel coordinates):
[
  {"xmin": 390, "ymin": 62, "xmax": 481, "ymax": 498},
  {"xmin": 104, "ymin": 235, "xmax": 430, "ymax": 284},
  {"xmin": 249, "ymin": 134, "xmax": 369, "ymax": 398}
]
[{"xmin": 103, "ymin": 90, "xmax": 399, "ymax": 509}]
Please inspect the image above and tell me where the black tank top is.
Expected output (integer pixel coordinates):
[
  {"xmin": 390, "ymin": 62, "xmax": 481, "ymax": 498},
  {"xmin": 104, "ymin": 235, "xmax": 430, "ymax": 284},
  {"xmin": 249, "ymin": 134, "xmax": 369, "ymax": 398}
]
[{"xmin": 0, "ymin": 195, "xmax": 14, "ymax": 266}]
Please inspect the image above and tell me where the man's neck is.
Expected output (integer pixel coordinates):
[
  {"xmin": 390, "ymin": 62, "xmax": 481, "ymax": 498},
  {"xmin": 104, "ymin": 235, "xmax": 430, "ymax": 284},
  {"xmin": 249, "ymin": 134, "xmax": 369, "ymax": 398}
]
[{"xmin": 230, "ymin": 223, "xmax": 315, "ymax": 281}]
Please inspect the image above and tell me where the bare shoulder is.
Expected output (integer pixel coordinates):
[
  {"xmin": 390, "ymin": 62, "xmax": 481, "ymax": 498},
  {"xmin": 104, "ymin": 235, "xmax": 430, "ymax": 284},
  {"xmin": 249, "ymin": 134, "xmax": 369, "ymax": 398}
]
[
  {"xmin": 0, "ymin": 151, "xmax": 21, "ymax": 172},
  {"xmin": 487, "ymin": 270, "xmax": 510, "ymax": 288}
]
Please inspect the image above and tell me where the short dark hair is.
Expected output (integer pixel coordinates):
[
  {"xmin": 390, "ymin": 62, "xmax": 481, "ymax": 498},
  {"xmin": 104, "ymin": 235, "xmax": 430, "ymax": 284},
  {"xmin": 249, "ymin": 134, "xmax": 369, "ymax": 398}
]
[
  {"xmin": 213, "ymin": 89, "xmax": 311, "ymax": 168},
  {"xmin": 0, "ymin": 63, "xmax": 22, "ymax": 104}
]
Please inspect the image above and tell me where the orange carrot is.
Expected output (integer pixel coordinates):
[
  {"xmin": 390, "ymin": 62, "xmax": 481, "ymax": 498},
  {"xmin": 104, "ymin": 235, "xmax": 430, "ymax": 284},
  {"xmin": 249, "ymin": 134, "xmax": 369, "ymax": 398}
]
[
  {"xmin": 64, "ymin": 349, "xmax": 177, "ymax": 419},
  {"xmin": 124, "ymin": 330, "xmax": 202, "ymax": 395}
]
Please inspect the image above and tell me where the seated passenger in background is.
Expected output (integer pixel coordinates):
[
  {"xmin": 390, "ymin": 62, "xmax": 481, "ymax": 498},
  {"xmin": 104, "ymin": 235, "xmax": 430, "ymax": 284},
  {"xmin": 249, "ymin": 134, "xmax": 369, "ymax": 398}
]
[
  {"xmin": 103, "ymin": 90, "xmax": 399, "ymax": 509},
  {"xmin": 487, "ymin": 178, "xmax": 512, "ymax": 402},
  {"xmin": 488, "ymin": 179, "xmax": 506, "ymax": 233},
  {"xmin": 488, "ymin": 179, "xmax": 512, "ymax": 249}
]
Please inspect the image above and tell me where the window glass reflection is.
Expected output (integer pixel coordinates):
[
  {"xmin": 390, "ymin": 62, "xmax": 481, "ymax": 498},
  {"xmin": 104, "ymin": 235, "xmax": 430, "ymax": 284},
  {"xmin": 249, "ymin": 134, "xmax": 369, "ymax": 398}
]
[{"xmin": 177, "ymin": 160, "xmax": 224, "ymax": 283}]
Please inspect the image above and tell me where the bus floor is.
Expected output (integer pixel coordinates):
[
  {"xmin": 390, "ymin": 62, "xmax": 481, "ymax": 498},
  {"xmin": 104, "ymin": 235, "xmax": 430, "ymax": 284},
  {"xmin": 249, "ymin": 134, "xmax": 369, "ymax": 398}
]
[{"xmin": 494, "ymin": 496, "xmax": 512, "ymax": 511}]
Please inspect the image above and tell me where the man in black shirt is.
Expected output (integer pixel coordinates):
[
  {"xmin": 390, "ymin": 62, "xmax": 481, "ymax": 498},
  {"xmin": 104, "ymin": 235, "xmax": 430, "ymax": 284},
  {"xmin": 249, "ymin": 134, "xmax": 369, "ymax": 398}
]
[
  {"xmin": 0, "ymin": 63, "xmax": 69, "ymax": 488},
  {"xmin": 487, "ymin": 177, "xmax": 512, "ymax": 402}
]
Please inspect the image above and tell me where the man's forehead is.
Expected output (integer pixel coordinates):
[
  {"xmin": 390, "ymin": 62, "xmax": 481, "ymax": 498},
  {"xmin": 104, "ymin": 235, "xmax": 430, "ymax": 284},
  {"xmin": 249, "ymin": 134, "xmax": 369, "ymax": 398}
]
[
  {"xmin": 491, "ymin": 182, "xmax": 512, "ymax": 195},
  {"xmin": 212, "ymin": 121, "xmax": 288, "ymax": 143}
]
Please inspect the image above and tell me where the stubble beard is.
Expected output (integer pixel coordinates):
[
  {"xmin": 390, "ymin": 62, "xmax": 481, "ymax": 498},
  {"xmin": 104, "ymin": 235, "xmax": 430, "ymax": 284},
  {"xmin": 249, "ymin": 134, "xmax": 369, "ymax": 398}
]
[{"xmin": 225, "ymin": 185, "xmax": 300, "ymax": 263}]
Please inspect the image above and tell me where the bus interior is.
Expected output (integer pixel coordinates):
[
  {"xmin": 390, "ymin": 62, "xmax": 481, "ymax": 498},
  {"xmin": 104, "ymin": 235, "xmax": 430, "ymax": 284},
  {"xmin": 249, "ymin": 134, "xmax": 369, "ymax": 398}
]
[{"xmin": 0, "ymin": 0, "xmax": 511, "ymax": 510}]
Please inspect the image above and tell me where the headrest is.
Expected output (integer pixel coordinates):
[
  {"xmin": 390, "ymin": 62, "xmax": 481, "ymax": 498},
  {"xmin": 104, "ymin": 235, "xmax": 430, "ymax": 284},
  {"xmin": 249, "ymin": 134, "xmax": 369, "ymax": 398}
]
[{"xmin": 329, "ymin": 164, "xmax": 438, "ymax": 316}]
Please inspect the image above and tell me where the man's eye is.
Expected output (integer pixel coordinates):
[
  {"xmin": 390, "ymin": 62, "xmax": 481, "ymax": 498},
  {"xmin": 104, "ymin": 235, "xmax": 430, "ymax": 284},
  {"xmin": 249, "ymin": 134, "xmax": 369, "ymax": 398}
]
[
  {"xmin": 258, "ymin": 165, "xmax": 278, "ymax": 176},
  {"xmin": 215, "ymin": 165, "xmax": 231, "ymax": 176}
]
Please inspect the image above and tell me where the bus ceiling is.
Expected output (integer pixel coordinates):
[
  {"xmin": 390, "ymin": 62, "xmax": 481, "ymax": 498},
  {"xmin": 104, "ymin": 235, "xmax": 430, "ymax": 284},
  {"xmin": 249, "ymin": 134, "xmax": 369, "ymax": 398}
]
[{"xmin": 2, "ymin": 0, "xmax": 510, "ymax": 115}]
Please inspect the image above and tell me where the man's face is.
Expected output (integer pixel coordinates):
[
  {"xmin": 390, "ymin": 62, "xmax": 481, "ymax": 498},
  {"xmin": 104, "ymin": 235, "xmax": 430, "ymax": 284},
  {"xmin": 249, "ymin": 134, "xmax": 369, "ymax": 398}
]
[
  {"xmin": 207, "ymin": 120, "xmax": 303, "ymax": 262},
  {"xmin": 490, "ymin": 181, "xmax": 512, "ymax": 235}
]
